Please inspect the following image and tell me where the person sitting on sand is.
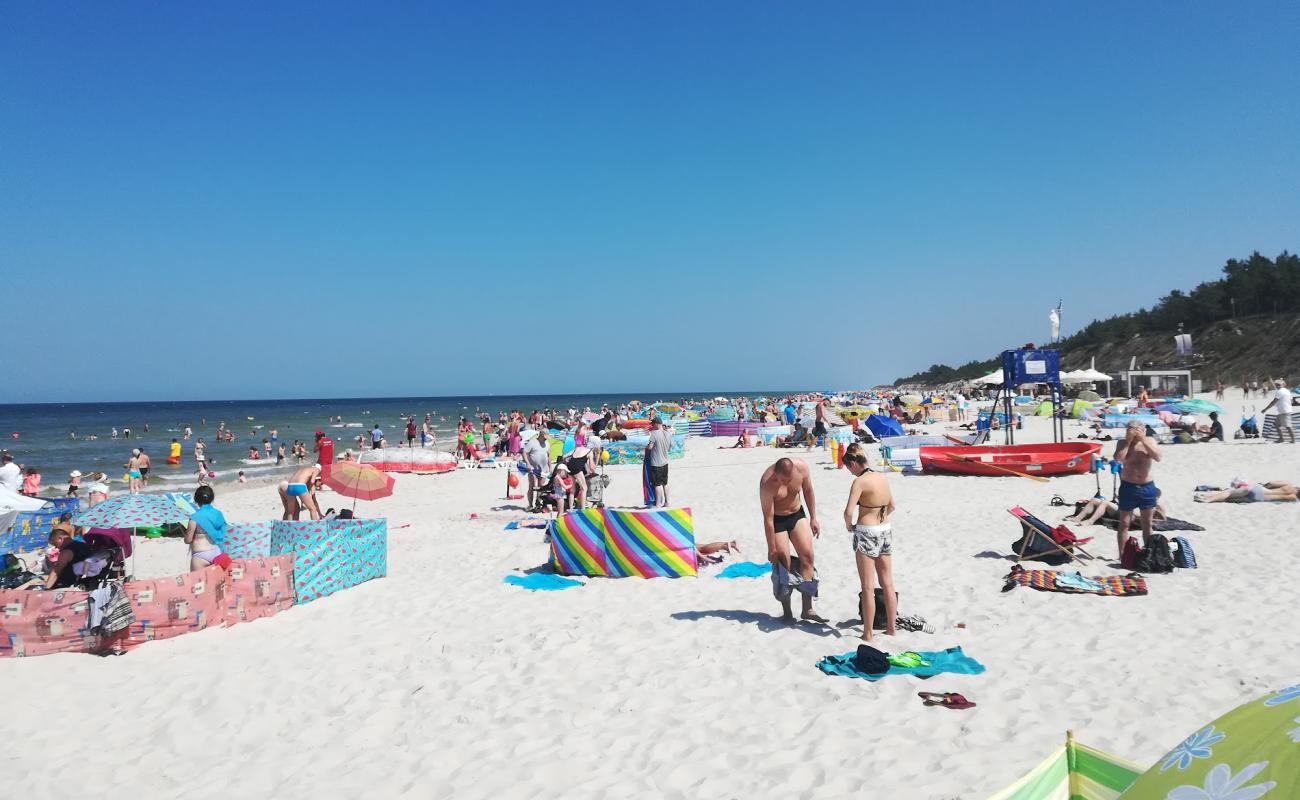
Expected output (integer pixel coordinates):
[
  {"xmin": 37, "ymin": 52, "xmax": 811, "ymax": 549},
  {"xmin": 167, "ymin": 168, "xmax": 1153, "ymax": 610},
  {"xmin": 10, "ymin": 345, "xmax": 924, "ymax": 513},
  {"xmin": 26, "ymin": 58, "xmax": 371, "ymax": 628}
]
[
  {"xmin": 758, "ymin": 456, "xmax": 824, "ymax": 623},
  {"xmin": 773, "ymin": 424, "xmax": 810, "ymax": 449},
  {"xmin": 1195, "ymin": 482, "xmax": 1299, "ymax": 503},
  {"xmin": 278, "ymin": 464, "xmax": 324, "ymax": 520},
  {"xmin": 1200, "ymin": 412, "xmax": 1225, "ymax": 443},
  {"xmin": 42, "ymin": 529, "xmax": 95, "ymax": 590},
  {"xmin": 185, "ymin": 485, "xmax": 231, "ymax": 570},
  {"xmin": 724, "ymin": 431, "xmax": 757, "ymax": 449},
  {"xmin": 842, "ymin": 446, "xmax": 897, "ymax": 643}
]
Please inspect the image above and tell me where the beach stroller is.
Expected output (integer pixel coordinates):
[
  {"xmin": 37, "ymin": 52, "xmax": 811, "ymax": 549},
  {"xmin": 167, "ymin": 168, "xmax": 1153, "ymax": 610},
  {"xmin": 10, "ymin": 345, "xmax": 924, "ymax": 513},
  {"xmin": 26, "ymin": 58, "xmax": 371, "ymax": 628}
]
[
  {"xmin": 75, "ymin": 527, "xmax": 133, "ymax": 588},
  {"xmin": 585, "ymin": 472, "xmax": 610, "ymax": 508},
  {"xmin": 1008, "ymin": 507, "xmax": 1094, "ymax": 566}
]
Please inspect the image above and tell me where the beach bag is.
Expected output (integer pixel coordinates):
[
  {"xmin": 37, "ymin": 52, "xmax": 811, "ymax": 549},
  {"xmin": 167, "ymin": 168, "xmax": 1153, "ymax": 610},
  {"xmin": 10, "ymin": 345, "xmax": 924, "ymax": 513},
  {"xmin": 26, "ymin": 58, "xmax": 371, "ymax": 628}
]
[
  {"xmin": 858, "ymin": 589, "xmax": 899, "ymax": 630},
  {"xmin": 1120, "ymin": 538, "xmax": 1142, "ymax": 570},
  {"xmin": 1171, "ymin": 536, "xmax": 1197, "ymax": 569},
  {"xmin": 1134, "ymin": 534, "xmax": 1175, "ymax": 573}
]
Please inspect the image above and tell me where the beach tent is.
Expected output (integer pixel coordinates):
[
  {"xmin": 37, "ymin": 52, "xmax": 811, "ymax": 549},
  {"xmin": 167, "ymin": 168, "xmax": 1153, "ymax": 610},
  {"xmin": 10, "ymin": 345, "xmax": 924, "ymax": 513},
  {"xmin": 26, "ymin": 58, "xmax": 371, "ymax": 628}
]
[
  {"xmin": 1117, "ymin": 686, "xmax": 1299, "ymax": 799},
  {"xmin": 1070, "ymin": 400, "xmax": 1094, "ymax": 419},
  {"xmin": 865, "ymin": 414, "xmax": 905, "ymax": 439},
  {"xmin": 1034, "ymin": 401, "xmax": 1054, "ymax": 417},
  {"xmin": 987, "ymin": 732, "xmax": 1141, "ymax": 800},
  {"xmin": 1077, "ymin": 390, "xmax": 1102, "ymax": 402}
]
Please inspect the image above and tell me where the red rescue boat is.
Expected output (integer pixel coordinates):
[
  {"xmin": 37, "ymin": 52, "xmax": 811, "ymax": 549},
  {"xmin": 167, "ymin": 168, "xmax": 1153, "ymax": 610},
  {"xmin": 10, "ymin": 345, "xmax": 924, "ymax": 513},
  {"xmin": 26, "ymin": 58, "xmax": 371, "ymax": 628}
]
[{"xmin": 919, "ymin": 442, "xmax": 1101, "ymax": 477}]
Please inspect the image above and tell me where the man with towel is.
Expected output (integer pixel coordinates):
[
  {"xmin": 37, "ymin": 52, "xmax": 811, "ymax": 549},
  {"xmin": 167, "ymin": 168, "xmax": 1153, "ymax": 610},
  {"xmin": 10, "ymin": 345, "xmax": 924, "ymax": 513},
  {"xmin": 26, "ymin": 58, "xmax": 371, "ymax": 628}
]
[{"xmin": 758, "ymin": 457, "xmax": 825, "ymax": 623}]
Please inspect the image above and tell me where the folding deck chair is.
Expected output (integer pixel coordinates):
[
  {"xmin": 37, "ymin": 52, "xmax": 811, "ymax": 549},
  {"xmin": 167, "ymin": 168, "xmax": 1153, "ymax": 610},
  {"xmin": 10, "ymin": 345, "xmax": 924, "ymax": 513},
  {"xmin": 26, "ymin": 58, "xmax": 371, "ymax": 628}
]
[{"xmin": 1007, "ymin": 506, "xmax": 1095, "ymax": 565}]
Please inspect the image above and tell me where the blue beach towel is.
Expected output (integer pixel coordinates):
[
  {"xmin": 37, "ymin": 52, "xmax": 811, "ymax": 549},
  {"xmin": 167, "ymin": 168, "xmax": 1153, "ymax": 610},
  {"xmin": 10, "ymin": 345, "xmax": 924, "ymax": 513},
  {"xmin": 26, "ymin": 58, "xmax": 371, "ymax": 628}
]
[
  {"xmin": 504, "ymin": 519, "xmax": 548, "ymax": 531},
  {"xmin": 816, "ymin": 646, "xmax": 985, "ymax": 682},
  {"xmin": 715, "ymin": 561, "xmax": 773, "ymax": 579},
  {"xmin": 503, "ymin": 574, "xmax": 583, "ymax": 591}
]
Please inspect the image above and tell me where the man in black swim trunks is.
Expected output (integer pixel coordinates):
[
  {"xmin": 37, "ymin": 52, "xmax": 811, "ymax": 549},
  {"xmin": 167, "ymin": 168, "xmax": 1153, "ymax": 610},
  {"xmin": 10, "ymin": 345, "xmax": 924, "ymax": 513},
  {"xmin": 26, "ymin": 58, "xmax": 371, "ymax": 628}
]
[{"xmin": 759, "ymin": 457, "xmax": 824, "ymax": 622}]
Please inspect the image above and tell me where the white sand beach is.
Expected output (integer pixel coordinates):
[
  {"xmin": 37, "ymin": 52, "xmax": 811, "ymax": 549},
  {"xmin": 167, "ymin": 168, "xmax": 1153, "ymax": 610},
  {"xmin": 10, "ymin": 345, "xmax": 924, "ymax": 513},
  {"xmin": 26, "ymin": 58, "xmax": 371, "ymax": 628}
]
[{"xmin": 5, "ymin": 390, "xmax": 1297, "ymax": 799}]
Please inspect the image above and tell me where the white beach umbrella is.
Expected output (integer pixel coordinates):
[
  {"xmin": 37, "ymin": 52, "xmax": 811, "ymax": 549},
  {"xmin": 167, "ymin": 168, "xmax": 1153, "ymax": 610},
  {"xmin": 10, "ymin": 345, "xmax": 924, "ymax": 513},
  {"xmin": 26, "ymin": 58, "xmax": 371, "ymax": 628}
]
[{"xmin": 974, "ymin": 370, "xmax": 1004, "ymax": 386}]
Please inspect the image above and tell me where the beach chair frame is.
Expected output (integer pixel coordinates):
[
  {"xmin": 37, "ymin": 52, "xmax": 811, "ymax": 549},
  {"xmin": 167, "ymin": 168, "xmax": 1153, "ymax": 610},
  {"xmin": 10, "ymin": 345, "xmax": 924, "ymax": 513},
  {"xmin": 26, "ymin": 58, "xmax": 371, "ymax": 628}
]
[{"xmin": 1008, "ymin": 507, "xmax": 1095, "ymax": 565}]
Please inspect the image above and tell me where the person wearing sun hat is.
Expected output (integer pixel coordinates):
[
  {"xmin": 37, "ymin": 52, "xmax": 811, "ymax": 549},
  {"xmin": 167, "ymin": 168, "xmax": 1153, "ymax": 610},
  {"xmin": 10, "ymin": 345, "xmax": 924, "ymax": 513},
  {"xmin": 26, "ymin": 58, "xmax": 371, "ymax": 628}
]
[
  {"xmin": 1261, "ymin": 378, "xmax": 1294, "ymax": 444},
  {"xmin": 67, "ymin": 470, "xmax": 83, "ymax": 498}
]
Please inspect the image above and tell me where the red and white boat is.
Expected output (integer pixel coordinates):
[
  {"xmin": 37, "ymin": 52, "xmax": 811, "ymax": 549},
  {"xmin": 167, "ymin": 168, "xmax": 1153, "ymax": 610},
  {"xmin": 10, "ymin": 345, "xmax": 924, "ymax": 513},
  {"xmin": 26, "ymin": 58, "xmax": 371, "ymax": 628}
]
[{"xmin": 918, "ymin": 442, "xmax": 1101, "ymax": 477}]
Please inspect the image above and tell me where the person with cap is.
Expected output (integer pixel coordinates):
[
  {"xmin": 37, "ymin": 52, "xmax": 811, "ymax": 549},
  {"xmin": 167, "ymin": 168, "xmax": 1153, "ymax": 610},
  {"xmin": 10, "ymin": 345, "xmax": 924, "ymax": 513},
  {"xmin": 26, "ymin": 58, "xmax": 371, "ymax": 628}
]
[
  {"xmin": 67, "ymin": 469, "xmax": 83, "ymax": 497},
  {"xmin": 126, "ymin": 449, "xmax": 143, "ymax": 494},
  {"xmin": 315, "ymin": 429, "xmax": 335, "ymax": 465},
  {"xmin": 521, "ymin": 430, "xmax": 551, "ymax": 511},
  {"xmin": 0, "ymin": 452, "xmax": 22, "ymax": 493},
  {"xmin": 1261, "ymin": 379, "xmax": 1295, "ymax": 444}
]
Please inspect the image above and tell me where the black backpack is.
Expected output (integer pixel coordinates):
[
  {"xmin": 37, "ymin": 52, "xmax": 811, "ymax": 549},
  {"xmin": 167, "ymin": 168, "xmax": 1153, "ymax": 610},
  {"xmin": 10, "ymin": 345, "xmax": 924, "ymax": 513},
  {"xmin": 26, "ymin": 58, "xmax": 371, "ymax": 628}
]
[{"xmin": 1134, "ymin": 534, "xmax": 1176, "ymax": 573}]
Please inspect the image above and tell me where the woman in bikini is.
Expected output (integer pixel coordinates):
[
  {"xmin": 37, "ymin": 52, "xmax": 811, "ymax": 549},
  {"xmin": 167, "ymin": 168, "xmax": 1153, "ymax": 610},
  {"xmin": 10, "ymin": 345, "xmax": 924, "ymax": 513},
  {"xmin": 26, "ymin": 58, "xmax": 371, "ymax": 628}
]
[
  {"xmin": 842, "ymin": 446, "xmax": 897, "ymax": 643},
  {"xmin": 185, "ymin": 484, "xmax": 231, "ymax": 571}
]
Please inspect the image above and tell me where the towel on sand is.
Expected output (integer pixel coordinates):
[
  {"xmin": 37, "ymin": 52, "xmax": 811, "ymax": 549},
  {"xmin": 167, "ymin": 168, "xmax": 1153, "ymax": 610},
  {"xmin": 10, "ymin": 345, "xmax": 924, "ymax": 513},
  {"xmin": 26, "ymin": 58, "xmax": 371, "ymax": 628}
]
[
  {"xmin": 1003, "ymin": 567, "xmax": 1147, "ymax": 597},
  {"xmin": 716, "ymin": 561, "xmax": 773, "ymax": 579},
  {"xmin": 817, "ymin": 646, "xmax": 985, "ymax": 682},
  {"xmin": 1098, "ymin": 516, "xmax": 1205, "ymax": 532},
  {"xmin": 505, "ymin": 519, "xmax": 549, "ymax": 531},
  {"xmin": 503, "ymin": 574, "xmax": 583, "ymax": 591}
]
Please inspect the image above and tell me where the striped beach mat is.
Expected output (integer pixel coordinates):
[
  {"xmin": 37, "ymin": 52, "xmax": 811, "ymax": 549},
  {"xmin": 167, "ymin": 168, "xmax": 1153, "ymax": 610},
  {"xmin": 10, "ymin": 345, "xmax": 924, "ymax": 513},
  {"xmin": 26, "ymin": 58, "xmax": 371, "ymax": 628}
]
[
  {"xmin": 1260, "ymin": 411, "xmax": 1299, "ymax": 439},
  {"xmin": 1004, "ymin": 568, "xmax": 1147, "ymax": 597},
  {"xmin": 986, "ymin": 735, "xmax": 1141, "ymax": 800}
]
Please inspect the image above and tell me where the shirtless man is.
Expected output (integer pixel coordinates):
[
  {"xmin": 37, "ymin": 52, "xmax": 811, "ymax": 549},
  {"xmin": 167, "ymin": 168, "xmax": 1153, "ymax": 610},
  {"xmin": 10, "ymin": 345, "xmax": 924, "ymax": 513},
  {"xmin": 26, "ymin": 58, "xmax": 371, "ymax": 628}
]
[
  {"xmin": 1113, "ymin": 421, "xmax": 1162, "ymax": 556},
  {"xmin": 758, "ymin": 457, "xmax": 824, "ymax": 622},
  {"xmin": 278, "ymin": 464, "xmax": 324, "ymax": 521},
  {"xmin": 842, "ymin": 448, "xmax": 896, "ymax": 642},
  {"xmin": 137, "ymin": 448, "xmax": 152, "ymax": 487},
  {"xmin": 812, "ymin": 397, "xmax": 828, "ymax": 447}
]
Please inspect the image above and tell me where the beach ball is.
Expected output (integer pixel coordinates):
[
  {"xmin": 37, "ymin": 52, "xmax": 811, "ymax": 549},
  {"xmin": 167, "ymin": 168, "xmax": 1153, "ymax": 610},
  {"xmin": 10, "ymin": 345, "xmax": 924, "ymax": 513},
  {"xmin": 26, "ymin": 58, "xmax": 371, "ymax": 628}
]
[
  {"xmin": 507, "ymin": 472, "xmax": 519, "ymax": 488},
  {"xmin": 601, "ymin": 451, "xmax": 610, "ymax": 464}
]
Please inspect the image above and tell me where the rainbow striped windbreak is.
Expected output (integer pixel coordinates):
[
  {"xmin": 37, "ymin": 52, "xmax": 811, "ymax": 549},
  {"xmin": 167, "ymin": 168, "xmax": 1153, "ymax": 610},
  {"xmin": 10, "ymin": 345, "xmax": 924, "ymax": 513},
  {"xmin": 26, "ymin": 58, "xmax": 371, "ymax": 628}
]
[{"xmin": 549, "ymin": 507, "xmax": 698, "ymax": 578}]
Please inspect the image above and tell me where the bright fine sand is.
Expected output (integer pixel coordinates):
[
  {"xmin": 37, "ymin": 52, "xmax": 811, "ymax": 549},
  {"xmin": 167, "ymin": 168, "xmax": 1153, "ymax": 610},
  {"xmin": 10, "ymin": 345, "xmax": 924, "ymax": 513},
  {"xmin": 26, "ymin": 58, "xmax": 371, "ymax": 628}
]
[{"xmin": 6, "ymin": 389, "xmax": 1297, "ymax": 799}]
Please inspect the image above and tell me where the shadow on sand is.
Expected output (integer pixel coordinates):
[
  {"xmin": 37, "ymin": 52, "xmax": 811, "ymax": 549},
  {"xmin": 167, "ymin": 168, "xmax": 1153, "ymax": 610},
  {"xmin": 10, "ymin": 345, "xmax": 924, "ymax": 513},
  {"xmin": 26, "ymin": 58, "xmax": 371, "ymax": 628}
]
[{"xmin": 670, "ymin": 609, "xmax": 842, "ymax": 637}]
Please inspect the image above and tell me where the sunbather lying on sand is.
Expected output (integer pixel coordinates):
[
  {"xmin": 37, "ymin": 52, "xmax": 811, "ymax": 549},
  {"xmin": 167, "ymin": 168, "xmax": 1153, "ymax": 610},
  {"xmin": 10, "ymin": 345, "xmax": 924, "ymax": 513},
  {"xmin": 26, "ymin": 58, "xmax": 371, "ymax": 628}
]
[
  {"xmin": 1195, "ymin": 482, "xmax": 1299, "ymax": 503},
  {"xmin": 1066, "ymin": 498, "xmax": 1166, "ymax": 525},
  {"xmin": 696, "ymin": 540, "xmax": 740, "ymax": 565}
]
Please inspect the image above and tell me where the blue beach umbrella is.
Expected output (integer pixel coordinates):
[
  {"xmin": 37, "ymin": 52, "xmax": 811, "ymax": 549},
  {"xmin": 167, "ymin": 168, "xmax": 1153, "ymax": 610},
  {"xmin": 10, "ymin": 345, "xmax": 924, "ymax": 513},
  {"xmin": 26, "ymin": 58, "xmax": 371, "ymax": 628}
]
[{"xmin": 73, "ymin": 494, "xmax": 192, "ymax": 529}]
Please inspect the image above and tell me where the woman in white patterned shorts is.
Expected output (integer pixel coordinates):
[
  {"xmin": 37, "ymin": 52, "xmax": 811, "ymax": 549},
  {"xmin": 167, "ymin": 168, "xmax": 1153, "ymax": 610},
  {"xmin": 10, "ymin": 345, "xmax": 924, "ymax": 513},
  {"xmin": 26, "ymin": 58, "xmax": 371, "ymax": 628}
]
[{"xmin": 843, "ymin": 446, "xmax": 896, "ymax": 643}]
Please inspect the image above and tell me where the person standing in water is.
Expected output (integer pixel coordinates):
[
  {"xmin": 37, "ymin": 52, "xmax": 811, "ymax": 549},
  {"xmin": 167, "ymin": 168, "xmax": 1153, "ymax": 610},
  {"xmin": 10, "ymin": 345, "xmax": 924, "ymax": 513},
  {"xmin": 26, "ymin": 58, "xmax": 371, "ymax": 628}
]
[
  {"xmin": 758, "ymin": 457, "xmax": 824, "ymax": 623},
  {"xmin": 842, "ymin": 447, "xmax": 896, "ymax": 642}
]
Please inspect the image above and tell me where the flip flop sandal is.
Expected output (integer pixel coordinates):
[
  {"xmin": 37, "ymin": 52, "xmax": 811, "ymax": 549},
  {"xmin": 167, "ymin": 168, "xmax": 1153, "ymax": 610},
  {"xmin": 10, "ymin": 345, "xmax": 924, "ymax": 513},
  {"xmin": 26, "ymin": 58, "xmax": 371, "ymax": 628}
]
[{"xmin": 919, "ymin": 692, "xmax": 976, "ymax": 710}]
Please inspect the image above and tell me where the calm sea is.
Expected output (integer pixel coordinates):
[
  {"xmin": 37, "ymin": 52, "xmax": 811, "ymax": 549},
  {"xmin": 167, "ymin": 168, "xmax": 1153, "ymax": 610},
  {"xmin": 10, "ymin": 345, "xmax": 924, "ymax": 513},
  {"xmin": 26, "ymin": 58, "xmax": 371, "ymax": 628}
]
[{"xmin": 0, "ymin": 391, "xmax": 786, "ymax": 496}]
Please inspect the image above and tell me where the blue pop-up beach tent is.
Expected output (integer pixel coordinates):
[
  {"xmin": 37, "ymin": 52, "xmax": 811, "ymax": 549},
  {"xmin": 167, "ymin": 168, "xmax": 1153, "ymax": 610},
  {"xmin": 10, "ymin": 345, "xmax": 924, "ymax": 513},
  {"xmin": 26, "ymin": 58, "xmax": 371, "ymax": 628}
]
[{"xmin": 865, "ymin": 414, "xmax": 905, "ymax": 438}]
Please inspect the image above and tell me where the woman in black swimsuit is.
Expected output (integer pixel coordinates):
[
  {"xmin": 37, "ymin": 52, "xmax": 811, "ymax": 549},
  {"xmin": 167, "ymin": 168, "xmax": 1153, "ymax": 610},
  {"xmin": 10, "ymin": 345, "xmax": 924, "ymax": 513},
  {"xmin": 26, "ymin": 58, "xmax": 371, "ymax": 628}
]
[{"xmin": 564, "ymin": 447, "xmax": 595, "ymax": 509}]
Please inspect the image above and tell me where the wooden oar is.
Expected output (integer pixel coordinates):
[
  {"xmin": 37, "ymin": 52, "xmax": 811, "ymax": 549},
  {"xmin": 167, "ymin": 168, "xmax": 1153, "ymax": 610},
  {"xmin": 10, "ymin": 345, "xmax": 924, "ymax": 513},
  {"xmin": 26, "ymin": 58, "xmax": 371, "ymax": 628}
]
[
  {"xmin": 942, "ymin": 434, "xmax": 969, "ymax": 446},
  {"xmin": 944, "ymin": 452, "xmax": 1051, "ymax": 483}
]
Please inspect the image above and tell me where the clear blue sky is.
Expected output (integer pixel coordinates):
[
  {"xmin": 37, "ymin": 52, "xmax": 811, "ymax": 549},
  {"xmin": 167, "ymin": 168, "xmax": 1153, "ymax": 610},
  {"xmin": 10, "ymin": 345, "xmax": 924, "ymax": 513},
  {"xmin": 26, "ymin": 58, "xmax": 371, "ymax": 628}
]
[{"xmin": 3, "ymin": 2, "xmax": 1297, "ymax": 402}]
